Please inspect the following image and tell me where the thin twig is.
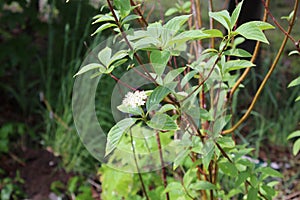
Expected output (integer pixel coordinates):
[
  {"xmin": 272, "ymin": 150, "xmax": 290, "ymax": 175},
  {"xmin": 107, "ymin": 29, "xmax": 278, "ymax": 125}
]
[
  {"xmin": 222, "ymin": 0, "xmax": 299, "ymax": 135},
  {"xmin": 261, "ymin": 0, "xmax": 300, "ymax": 51},
  {"xmin": 130, "ymin": 0, "xmax": 148, "ymax": 27},
  {"xmin": 129, "ymin": 129, "xmax": 150, "ymax": 200}
]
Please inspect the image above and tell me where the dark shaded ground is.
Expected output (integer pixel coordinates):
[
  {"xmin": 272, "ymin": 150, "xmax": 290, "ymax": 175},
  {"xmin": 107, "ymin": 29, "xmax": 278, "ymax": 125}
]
[{"xmin": 0, "ymin": 148, "xmax": 72, "ymax": 200}]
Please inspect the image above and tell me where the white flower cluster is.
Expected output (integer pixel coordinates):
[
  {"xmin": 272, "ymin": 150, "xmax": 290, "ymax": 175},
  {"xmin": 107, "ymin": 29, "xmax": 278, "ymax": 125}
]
[{"xmin": 122, "ymin": 90, "xmax": 147, "ymax": 108}]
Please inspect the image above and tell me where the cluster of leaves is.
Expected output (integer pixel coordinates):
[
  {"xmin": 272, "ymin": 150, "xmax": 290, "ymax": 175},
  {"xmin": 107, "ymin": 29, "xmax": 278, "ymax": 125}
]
[
  {"xmin": 50, "ymin": 176, "xmax": 94, "ymax": 200},
  {"xmin": 74, "ymin": 0, "xmax": 288, "ymax": 199},
  {"xmin": 0, "ymin": 171, "xmax": 25, "ymax": 200},
  {"xmin": 287, "ymin": 76, "xmax": 300, "ymax": 155}
]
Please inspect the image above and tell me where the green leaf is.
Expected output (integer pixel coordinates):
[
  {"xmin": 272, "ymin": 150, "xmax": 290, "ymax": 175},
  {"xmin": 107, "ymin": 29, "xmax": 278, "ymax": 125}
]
[
  {"xmin": 67, "ymin": 176, "xmax": 80, "ymax": 193},
  {"xmin": 150, "ymin": 50, "xmax": 171, "ymax": 76},
  {"xmin": 203, "ymin": 29, "xmax": 224, "ymax": 38},
  {"xmin": 235, "ymin": 21, "xmax": 273, "ymax": 44},
  {"xmin": 247, "ymin": 187, "xmax": 258, "ymax": 200},
  {"xmin": 288, "ymin": 50, "xmax": 300, "ymax": 56},
  {"xmin": 183, "ymin": 168, "xmax": 197, "ymax": 188},
  {"xmin": 92, "ymin": 15, "xmax": 115, "ymax": 24},
  {"xmin": 108, "ymin": 50, "xmax": 128, "ymax": 66},
  {"xmin": 114, "ymin": 0, "xmax": 131, "ymax": 18},
  {"xmin": 224, "ymin": 48, "xmax": 252, "ymax": 57},
  {"xmin": 288, "ymin": 76, "xmax": 300, "ymax": 87},
  {"xmin": 224, "ymin": 59, "xmax": 255, "ymax": 73},
  {"xmin": 110, "ymin": 58, "xmax": 128, "ymax": 68},
  {"xmin": 170, "ymin": 30, "xmax": 210, "ymax": 44},
  {"xmin": 163, "ymin": 182, "xmax": 185, "ymax": 193},
  {"xmin": 189, "ymin": 181, "xmax": 217, "ymax": 190},
  {"xmin": 164, "ymin": 67, "xmax": 186, "ymax": 84},
  {"xmin": 73, "ymin": 63, "xmax": 105, "ymax": 77},
  {"xmin": 117, "ymin": 104, "xmax": 143, "ymax": 116},
  {"xmin": 295, "ymin": 96, "xmax": 300, "ymax": 102},
  {"xmin": 250, "ymin": 21, "xmax": 275, "ymax": 30},
  {"xmin": 133, "ymin": 37, "xmax": 160, "ymax": 50},
  {"xmin": 173, "ymin": 148, "xmax": 190, "ymax": 170},
  {"xmin": 98, "ymin": 47, "xmax": 112, "ymax": 67},
  {"xmin": 292, "ymin": 139, "xmax": 300, "ymax": 155},
  {"xmin": 209, "ymin": 10, "xmax": 231, "ymax": 32},
  {"xmin": 146, "ymin": 86, "xmax": 171, "ymax": 111},
  {"xmin": 202, "ymin": 139, "xmax": 215, "ymax": 170},
  {"xmin": 121, "ymin": 14, "xmax": 141, "ymax": 25},
  {"xmin": 219, "ymin": 161, "xmax": 238, "ymax": 177},
  {"xmin": 235, "ymin": 171, "xmax": 250, "ymax": 187},
  {"xmin": 287, "ymin": 130, "xmax": 300, "ymax": 139},
  {"xmin": 256, "ymin": 167, "xmax": 283, "ymax": 178},
  {"xmin": 1, "ymin": 183, "xmax": 13, "ymax": 200},
  {"xmin": 105, "ymin": 118, "xmax": 138, "ymax": 156},
  {"xmin": 230, "ymin": 0, "xmax": 243, "ymax": 29},
  {"xmin": 261, "ymin": 185, "xmax": 275, "ymax": 197},
  {"xmin": 147, "ymin": 113, "xmax": 178, "ymax": 131},
  {"xmin": 164, "ymin": 15, "xmax": 191, "ymax": 34},
  {"xmin": 165, "ymin": 7, "xmax": 178, "ymax": 16},
  {"xmin": 217, "ymin": 136, "xmax": 235, "ymax": 148},
  {"xmin": 91, "ymin": 23, "xmax": 117, "ymax": 36},
  {"xmin": 158, "ymin": 104, "xmax": 176, "ymax": 113},
  {"xmin": 180, "ymin": 70, "xmax": 198, "ymax": 87}
]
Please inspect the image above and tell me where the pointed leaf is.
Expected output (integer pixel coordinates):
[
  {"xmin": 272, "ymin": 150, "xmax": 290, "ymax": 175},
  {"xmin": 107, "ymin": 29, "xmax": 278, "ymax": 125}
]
[
  {"xmin": 164, "ymin": 15, "xmax": 191, "ymax": 34},
  {"xmin": 292, "ymin": 139, "xmax": 300, "ymax": 155},
  {"xmin": 105, "ymin": 118, "xmax": 138, "ymax": 156},
  {"xmin": 150, "ymin": 50, "xmax": 171, "ymax": 76},
  {"xmin": 247, "ymin": 187, "xmax": 258, "ymax": 200},
  {"xmin": 288, "ymin": 76, "xmax": 300, "ymax": 87},
  {"xmin": 164, "ymin": 67, "xmax": 186, "ymax": 84},
  {"xmin": 117, "ymin": 104, "xmax": 142, "ymax": 116},
  {"xmin": 287, "ymin": 130, "xmax": 300, "ymax": 140},
  {"xmin": 209, "ymin": 10, "xmax": 231, "ymax": 31},
  {"xmin": 224, "ymin": 48, "xmax": 252, "ymax": 57},
  {"xmin": 91, "ymin": 23, "xmax": 117, "ymax": 36},
  {"xmin": 92, "ymin": 15, "xmax": 115, "ymax": 24},
  {"xmin": 73, "ymin": 63, "xmax": 105, "ymax": 77},
  {"xmin": 230, "ymin": 1, "xmax": 243, "ymax": 29},
  {"xmin": 224, "ymin": 60, "xmax": 255, "ymax": 73},
  {"xmin": 98, "ymin": 47, "xmax": 112, "ymax": 67},
  {"xmin": 181, "ymin": 70, "xmax": 198, "ymax": 87},
  {"xmin": 173, "ymin": 148, "xmax": 190, "ymax": 170},
  {"xmin": 189, "ymin": 181, "xmax": 217, "ymax": 190},
  {"xmin": 235, "ymin": 171, "xmax": 250, "ymax": 187},
  {"xmin": 147, "ymin": 113, "xmax": 178, "ymax": 131},
  {"xmin": 256, "ymin": 167, "xmax": 283, "ymax": 178},
  {"xmin": 235, "ymin": 21, "xmax": 273, "ymax": 44},
  {"xmin": 203, "ymin": 29, "xmax": 224, "ymax": 38},
  {"xmin": 202, "ymin": 139, "xmax": 215, "ymax": 170},
  {"xmin": 110, "ymin": 58, "xmax": 128, "ymax": 68},
  {"xmin": 146, "ymin": 86, "xmax": 171, "ymax": 111},
  {"xmin": 219, "ymin": 161, "xmax": 238, "ymax": 177},
  {"xmin": 121, "ymin": 14, "xmax": 141, "ymax": 25},
  {"xmin": 158, "ymin": 104, "xmax": 176, "ymax": 113},
  {"xmin": 108, "ymin": 50, "xmax": 128, "ymax": 66},
  {"xmin": 165, "ymin": 7, "xmax": 178, "ymax": 16},
  {"xmin": 170, "ymin": 30, "xmax": 210, "ymax": 44},
  {"xmin": 114, "ymin": 0, "xmax": 131, "ymax": 18}
]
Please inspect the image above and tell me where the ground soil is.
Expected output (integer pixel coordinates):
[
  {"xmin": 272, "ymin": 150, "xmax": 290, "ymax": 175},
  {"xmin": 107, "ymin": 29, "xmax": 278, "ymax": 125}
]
[{"xmin": 0, "ymin": 148, "xmax": 73, "ymax": 200}]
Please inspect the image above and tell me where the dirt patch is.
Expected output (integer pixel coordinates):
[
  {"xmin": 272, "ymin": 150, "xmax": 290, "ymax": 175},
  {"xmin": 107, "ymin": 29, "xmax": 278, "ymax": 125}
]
[{"xmin": 0, "ymin": 148, "xmax": 73, "ymax": 200}]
